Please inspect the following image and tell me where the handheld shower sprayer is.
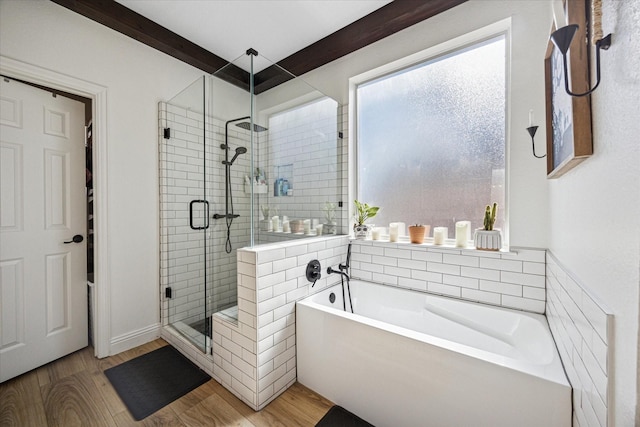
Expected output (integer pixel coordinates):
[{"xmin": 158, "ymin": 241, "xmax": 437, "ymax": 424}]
[
  {"xmin": 340, "ymin": 242, "xmax": 352, "ymax": 272},
  {"xmin": 222, "ymin": 146, "xmax": 247, "ymax": 165}
]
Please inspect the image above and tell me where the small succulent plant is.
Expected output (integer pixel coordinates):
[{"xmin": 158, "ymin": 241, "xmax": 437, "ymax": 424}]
[{"xmin": 483, "ymin": 202, "xmax": 498, "ymax": 231}]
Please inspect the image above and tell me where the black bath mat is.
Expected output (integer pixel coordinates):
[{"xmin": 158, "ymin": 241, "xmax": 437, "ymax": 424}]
[
  {"xmin": 316, "ymin": 405, "xmax": 375, "ymax": 427},
  {"xmin": 104, "ymin": 345, "xmax": 210, "ymax": 420}
]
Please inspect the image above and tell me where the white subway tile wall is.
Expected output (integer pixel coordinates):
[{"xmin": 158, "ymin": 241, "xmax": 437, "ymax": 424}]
[
  {"xmin": 349, "ymin": 240, "xmax": 547, "ymax": 313},
  {"xmin": 211, "ymin": 236, "xmax": 349, "ymax": 409},
  {"xmin": 254, "ymin": 98, "xmax": 346, "ymax": 245},
  {"xmin": 546, "ymin": 253, "xmax": 613, "ymax": 427}
]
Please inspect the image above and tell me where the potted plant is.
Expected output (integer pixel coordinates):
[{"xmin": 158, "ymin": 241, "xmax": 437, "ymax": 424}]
[
  {"xmin": 322, "ymin": 201, "xmax": 337, "ymax": 235},
  {"xmin": 408, "ymin": 224, "xmax": 429, "ymax": 244},
  {"xmin": 474, "ymin": 202, "xmax": 502, "ymax": 251},
  {"xmin": 353, "ymin": 200, "xmax": 379, "ymax": 239}
]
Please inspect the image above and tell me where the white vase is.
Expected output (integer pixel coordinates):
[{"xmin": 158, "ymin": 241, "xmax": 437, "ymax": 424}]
[
  {"xmin": 323, "ymin": 222, "xmax": 337, "ymax": 235},
  {"xmin": 353, "ymin": 224, "xmax": 371, "ymax": 240},
  {"xmin": 474, "ymin": 229, "xmax": 502, "ymax": 251}
]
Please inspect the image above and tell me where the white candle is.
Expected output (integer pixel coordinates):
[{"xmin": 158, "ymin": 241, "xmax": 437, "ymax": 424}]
[
  {"xmin": 528, "ymin": 109, "xmax": 534, "ymax": 127},
  {"xmin": 283, "ymin": 221, "xmax": 290, "ymax": 233},
  {"xmin": 372, "ymin": 227, "xmax": 381, "ymax": 240},
  {"xmin": 272, "ymin": 216, "xmax": 279, "ymax": 232},
  {"xmin": 316, "ymin": 224, "xmax": 323, "ymax": 236},
  {"xmin": 390, "ymin": 222, "xmax": 406, "ymax": 237},
  {"xmin": 303, "ymin": 219, "xmax": 311, "ymax": 234},
  {"xmin": 433, "ymin": 227, "xmax": 447, "ymax": 245},
  {"xmin": 455, "ymin": 221, "xmax": 471, "ymax": 248},
  {"xmin": 389, "ymin": 224, "xmax": 399, "ymax": 242}
]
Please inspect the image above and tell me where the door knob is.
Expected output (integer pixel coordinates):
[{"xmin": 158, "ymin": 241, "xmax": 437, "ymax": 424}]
[{"xmin": 64, "ymin": 234, "xmax": 84, "ymax": 244}]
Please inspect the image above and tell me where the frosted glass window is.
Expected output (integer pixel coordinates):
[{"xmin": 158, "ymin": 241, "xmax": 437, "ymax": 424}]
[{"xmin": 357, "ymin": 35, "xmax": 506, "ymax": 237}]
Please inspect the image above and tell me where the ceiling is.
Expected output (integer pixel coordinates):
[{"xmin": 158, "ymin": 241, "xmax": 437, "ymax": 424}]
[
  {"xmin": 115, "ymin": 0, "xmax": 393, "ymax": 73},
  {"xmin": 51, "ymin": 0, "xmax": 467, "ymax": 93}
]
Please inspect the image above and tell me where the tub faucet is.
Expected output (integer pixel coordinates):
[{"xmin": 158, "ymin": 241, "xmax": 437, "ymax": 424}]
[
  {"xmin": 327, "ymin": 265, "xmax": 349, "ymax": 282},
  {"xmin": 326, "ymin": 266, "xmax": 353, "ymax": 313},
  {"xmin": 327, "ymin": 242, "xmax": 354, "ymax": 313}
]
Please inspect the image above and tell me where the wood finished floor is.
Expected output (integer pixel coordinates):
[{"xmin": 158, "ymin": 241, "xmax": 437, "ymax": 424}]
[{"xmin": 0, "ymin": 339, "xmax": 334, "ymax": 426}]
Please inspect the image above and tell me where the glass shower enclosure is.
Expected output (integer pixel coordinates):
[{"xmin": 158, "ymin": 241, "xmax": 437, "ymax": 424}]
[{"xmin": 160, "ymin": 51, "xmax": 343, "ymax": 354}]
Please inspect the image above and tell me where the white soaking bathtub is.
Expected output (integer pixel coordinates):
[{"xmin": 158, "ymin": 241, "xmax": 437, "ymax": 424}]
[{"xmin": 296, "ymin": 280, "xmax": 571, "ymax": 427}]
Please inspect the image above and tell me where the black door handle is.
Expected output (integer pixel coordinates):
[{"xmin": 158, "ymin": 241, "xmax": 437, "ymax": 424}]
[
  {"xmin": 189, "ymin": 200, "xmax": 210, "ymax": 230},
  {"xmin": 64, "ymin": 234, "xmax": 84, "ymax": 244}
]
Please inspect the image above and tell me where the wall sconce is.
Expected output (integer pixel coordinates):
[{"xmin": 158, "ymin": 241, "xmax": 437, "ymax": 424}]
[
  {"xmin": 526, "ymin": 110, "xmax": 545, "ymax": 159},
  {"xmin": 550, "ymin": 24, "xmax": 612, "ymax": 97}
]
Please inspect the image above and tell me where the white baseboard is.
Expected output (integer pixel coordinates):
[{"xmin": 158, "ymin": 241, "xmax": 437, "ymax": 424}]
[{"xmin": 109, "ymin": 323, "xmax": 161, "ymax": 355}]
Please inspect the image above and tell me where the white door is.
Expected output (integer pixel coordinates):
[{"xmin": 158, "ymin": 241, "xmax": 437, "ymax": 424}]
[{"xmin": 0, "ymin": 78, "xmax": 87, "ymax": 382}]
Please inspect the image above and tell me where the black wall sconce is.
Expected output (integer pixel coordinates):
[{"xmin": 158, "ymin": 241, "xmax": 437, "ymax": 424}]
[
  {"xmin": 526, "ymin": 110, "xmax": 545, "ymax": 159},
  {"xmin": 550, "ymin": 24, "xmax": 612, "ymax": 97}
]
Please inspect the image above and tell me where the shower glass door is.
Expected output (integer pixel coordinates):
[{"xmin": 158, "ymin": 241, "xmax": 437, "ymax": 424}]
[
  {"xmin": 161, "ymin": 52, "xmax": 344, "ymax": 354},
  {"xmin": 162, "ymin": 76, "xmax": 212, "ymax": 353}
]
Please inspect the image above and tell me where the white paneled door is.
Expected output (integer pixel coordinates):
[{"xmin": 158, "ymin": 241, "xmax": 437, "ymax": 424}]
[{"xmin": 0, "ymin": 78, "xmax": 87, "ymax": 382}]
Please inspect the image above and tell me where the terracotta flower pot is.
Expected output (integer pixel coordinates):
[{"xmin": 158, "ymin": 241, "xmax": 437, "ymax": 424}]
[{"xmin": 408, "ymin": 225, "xmax": 429, "ymax": 244}]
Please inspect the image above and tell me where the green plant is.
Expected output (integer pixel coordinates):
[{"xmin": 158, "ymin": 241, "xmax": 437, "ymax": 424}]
[
  {"xmin": 353, "ymin": 200, "xmax": 379, "ymax": 226},
  {"xmin": 483, "ymin": 202, "xmax": 498, "ymax": 231}
]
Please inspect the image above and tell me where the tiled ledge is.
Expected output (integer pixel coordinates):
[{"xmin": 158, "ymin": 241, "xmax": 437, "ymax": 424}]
[
  {"xmin": 349, "ymin": 239, "xmax": 546, "ymax": 313},
  {"xmin": 545, "ymin": 252, "xmax": 613, "ymax": 427}
]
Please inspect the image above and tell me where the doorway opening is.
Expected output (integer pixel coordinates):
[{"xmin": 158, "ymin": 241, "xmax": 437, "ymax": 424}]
[{"xmin": 1, "ymin": 74, "xmax": 95, "ymax": 347}]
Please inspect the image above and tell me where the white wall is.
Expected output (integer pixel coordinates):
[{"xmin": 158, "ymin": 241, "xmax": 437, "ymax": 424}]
[
  {"xmin": 0, "ymin": 0, "xmax": 204, "ymax": 353},
  {"xmin": 547, "ymin": 1, "xmax": 640, "ymax": 425}
]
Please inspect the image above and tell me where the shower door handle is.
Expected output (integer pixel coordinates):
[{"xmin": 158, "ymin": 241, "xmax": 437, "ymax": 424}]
[{"xmin": 189, "ymin": 200, "xmax": 209, "ymax": 230}]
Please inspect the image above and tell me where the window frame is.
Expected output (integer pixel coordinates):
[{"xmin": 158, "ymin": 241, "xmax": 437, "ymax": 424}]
[{"xmin": 348, "ymin": 19, "xmax": 512, "ymax": 247}]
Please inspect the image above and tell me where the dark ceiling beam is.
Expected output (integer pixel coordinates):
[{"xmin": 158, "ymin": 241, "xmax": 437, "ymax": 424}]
[
  {"xmin": 254, "ymin": 0, "xmax": 467, "ymax": 93},
  {"xmin": 50, "ymin": 0, "xmax": 467, "ymax": 94},
  {"xmin": 278, "ymin": 0, "xmax": 468, "ymax": 75},
  {"xmin": 50, "ymin": 0, "xmax": 250, "ymax": 88}
]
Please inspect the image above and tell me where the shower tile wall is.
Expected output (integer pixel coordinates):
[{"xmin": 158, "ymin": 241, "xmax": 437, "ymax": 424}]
[
  {"xmin": 159, "ymin": 101, "xmax": 252, "ymax": 328},
  {"xmin": 350, "ymin": 240, "xmax": 547, "ymax": 313},
  {"xmin": 210, "ymin": 235, "xmax": 349, "ymax": 410},
  {"xmin": 255, "ymin": 98, "xmax": 347, "ymax": 244},
  {"xmin": 545, "ymin": 252, "xmax": 613, "ymax": 427}
]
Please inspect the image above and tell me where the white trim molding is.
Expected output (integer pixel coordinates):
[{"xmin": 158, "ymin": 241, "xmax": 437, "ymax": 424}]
[{"xmin": 110, "ymin": 323, "xmax": 161, "ymax": 355}]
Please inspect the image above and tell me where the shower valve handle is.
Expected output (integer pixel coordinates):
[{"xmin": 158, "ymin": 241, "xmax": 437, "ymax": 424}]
[{"xmin": 306, "ymin": 260, "xmax": 322, "ymax": 286}]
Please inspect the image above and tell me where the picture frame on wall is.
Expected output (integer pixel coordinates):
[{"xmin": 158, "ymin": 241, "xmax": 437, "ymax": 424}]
[{"xmin": 544, "ymin": 0, "xmax": 594, "ymax": 179}]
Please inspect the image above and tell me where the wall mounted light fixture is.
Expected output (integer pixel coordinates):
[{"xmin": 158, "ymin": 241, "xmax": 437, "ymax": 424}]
[
  {"xmin": 526, "ymin": 110, "xmax": 545, "ymax": 158},
  {"xmin": 550, "ymin": 24, "xmax": 612, "ymax": 97}
]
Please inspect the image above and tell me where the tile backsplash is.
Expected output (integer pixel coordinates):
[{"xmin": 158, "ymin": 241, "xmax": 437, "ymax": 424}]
[
  {"xmin": 350, "ymin": 240, "xmax": 547, "ymax": 313},
  {"xmin": 546, "ymin": 252, "xmax": 613, "ymax": 427}
]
